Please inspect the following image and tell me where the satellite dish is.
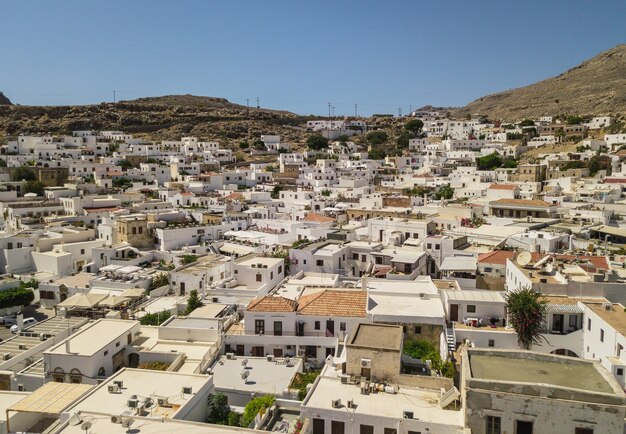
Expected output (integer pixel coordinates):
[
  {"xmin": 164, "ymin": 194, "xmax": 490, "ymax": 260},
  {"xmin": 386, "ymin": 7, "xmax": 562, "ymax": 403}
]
[
  {"xmin": 69, "ymin": 414, "xmax": 82, "ymax": 426},
  {"xmin": 241, "ymin": 370, "xmax": 250, "ymax": 382},
  {"xmin": 80, "ymin": 421, "xmax": 92, "ymax": 432},
  {"xmin": 516, "ymin": 251, "xmax": 532, "ymax": 267}
]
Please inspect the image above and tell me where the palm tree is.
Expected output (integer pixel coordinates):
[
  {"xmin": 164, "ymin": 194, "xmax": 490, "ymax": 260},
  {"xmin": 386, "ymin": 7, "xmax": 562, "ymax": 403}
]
[{"xmin": 505, "ymin": 287, "xmax": 548, "ymax": 350}]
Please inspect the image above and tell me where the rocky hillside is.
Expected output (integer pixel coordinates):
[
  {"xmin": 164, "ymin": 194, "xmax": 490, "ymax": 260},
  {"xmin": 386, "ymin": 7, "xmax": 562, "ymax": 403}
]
[
  {"xmin": 0, "ymin": 92, "xmax": 12, "ymax": 105},
  {"xmin": 0, "ymin": 96, "xmax": 311, "ymax": 146},
  {"xmin": 455, "ymin": 44, "xmax": 626, "ymax": 121}
]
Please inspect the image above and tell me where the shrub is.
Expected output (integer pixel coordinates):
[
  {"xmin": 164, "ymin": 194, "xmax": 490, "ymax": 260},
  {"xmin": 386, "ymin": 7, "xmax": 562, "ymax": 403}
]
[
  {"xmin": 185, "ymin": 290, "xmax": 202, "ymax": 315},
  {"xmin": 366, "ymin": 131, "xmax": 388, "ymax": 145},
  {"xmin": 241, "ymin": 395, "xmax": 275, "ymax": 428},
  {"xmin": 306, "ymin": 135, "xmax": 329, "ymax": 151},
  {"xmin": 137, "ymin": 361, "xmax": 171, "ymax": 371},
  {"xmin": 139, "ymin": 310, "xmax": 172, "ymax": 326},
  {"xmin": 12, "ymin": 166, "xmax": 36, "ymax": 182},
  {"xmin": 403, "ymin": 339, "xmax": 455, "ymax": 378},
  {"xmin": 181, "ymin": 254, "xmax": 198, "ymax": 265}
]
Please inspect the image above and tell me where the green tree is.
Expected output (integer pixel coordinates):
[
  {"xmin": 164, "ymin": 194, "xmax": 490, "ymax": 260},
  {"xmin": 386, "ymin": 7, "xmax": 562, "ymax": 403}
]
[
  {"xmin": 306, "ymin": 134, "xmax": 329, "ymax": 151},
  {"xmin": 502, "ymin": 158, "xmax": 518, "ymax": 169},
  {"xmin": 0, "ymin": 288, "xmax": 35, "ymax": 309},
  {"xmin": 566, "ymin": 115, "xmax": 583, "ymax": 125},
  {"xmin": 207, "ymin": 393, "xmax": 231, "ymax": 424},
  {"xmin": 403, "ymin": 339, "xmax": 455, "ymax": 378},
  {"xmin": 505, "ymin": 287, "xmax": 547, "ymax": 350},
  {"xmin": 239, "ymin": 140, "xmax": 249, "ymax": 149},
  {"xmin": 519, "ymin": 119, "xmax": 535, "ymax": 127},
  {"xmin": 150, "ymin": 273, "xmax": 169, "ymax": 289},
  {"xmin": 253, "ymin": 139, "xmax": 266, "ymax": 151},
  {"xmin": 368, "ymin": 147, "xmax": 387, "ymax": 160},
  {"xmin": 396, "ymin": 131, "xmax": 411, "ymax": 149},
  {"xmin": 588, "ymin": 155, "xmax": 612, "ymax": 176},
  {"xmin": 12, "ymin": 166, "xmax": 36, "ymax": 182},
  {"xmin": 0, "ymin": 159, "xmax": 7, "ymax": 167},
  {"xmin": 185, "ymin": 290, "xmax": 202, "ymax": 315},
  {"xmin": 271, "ymin": 185, "xmax": 283, "ymax": 199},
  {"xmin": 241, "ymin": 395, "xmax": 275, "ymax": 428},
  {"xmin": 321, "ymin": 189, "xmax": 331, "ymax": 197},
  {"xmin": 433, "ymin": 185, "xmax": 454, "ymax": 200},
  {"xmin": 117, "ymin": 159, "xmax": 133, "ymax": 169},
  {"xmin": 476, "ymin": 152, "xmax": 503, "ymax": 170},
  {"xmin": 24, "ymin": 180, "xmax": 45, "ymax": 196},
  {"xmin": 404, "ymin": 119, "xmax": 424, "ymax": 134},
  {"xmin": 366, "ymin": 130, "xmax": 388, "ymax": 145}
]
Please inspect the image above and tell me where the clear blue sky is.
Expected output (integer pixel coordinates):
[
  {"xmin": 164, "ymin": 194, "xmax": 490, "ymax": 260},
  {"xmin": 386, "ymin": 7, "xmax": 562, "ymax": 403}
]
[{"xmin": 1, "ymin": 0, "xmax": 625, "ymax": 115}]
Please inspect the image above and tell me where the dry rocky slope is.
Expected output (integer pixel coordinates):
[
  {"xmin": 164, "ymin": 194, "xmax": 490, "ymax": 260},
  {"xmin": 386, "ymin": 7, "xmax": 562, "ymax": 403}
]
[
  {"xmin": 0, "ymin": 94, "xmax": 311, "ymax": 146},
  {"xmin": 0, "ymin": 92, "xmax": 12, "ymax": 105},
  {"xmin": 455, "ymin": 44, "xmax": 626, "ymax": 121}
]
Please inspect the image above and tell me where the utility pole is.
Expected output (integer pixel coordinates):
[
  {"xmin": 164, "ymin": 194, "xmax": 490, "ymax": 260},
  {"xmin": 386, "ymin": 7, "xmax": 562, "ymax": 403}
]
[
  {"xmin": 256, "ymin": 97, "xmax": 260, "ymax": 109},
  {"xmin": 246, "ymin": 98, "xmax": 250, "ymax": 110},
  {"xmin": 328, "ymin": 102, "xmax": 331, "ymax": 118},
  {"xmin": 113, "ymin": 90, "xmax": 116, "ymax": 103},
  {"xmin": 354, "ymin": 104, "xmax": 357, "ymax": 117},
  {"xmin": 398, "ymin": 107, "xmax": 402, "ymax": 117},
  {"xmin": 332, "ymin": 106, "xmax": 335, "ymax": 117}
]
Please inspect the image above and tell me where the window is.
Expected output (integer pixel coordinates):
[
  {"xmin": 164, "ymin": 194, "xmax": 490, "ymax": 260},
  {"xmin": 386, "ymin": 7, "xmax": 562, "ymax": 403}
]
[
  {"xmin": 255, "ymin": 320, "xmax": 265, "ymax": 334},
  {"xmin": 467, "ymin": 305, "xmax": 476, "ymax": 313},
  {"xmin": 427, "ymin": 243, "xmax": 432, "ymax": 249},
  {"xmin": 515, "ymin": 420, "xmax": 533, "ymax": 434},
  {"xmin": 80, "ymin": 249, "xmax": 85, "ymax": 255},
  {"xmin": 256, "ymin": 274, "xmax": 262, "ymax": 282},
  {"xmin": 588, "ymin": 318, "xmax": 591, "ymax": 331},
  {"xmin": 340, "ymin": 322, "xmax": 346, "ymax": 332},
  {"xmin": 331, "ymin": 421, "xmax": 345, "ymax": 434},
  {"xmin": 435, "ymin": 244, "xmax": 440, "ymax": 250},
  {"xmin": 360, "ymin": 425, "xmax": 374, "ymax": 434},
  {"xmin": 278, "ymin": 266, "xmax": 282, "ymax": 274},
  {"xmin": 312, "ymin": 419, "xmax": 325, "ymax": 434},
  {"xmin": 314, "ymin": 321, "xmax": 320, "ymax": 330},
  {"xmin": 274, "ymin": 321, "xmax": 282, "ymax": 336},
  {"xmin": 353, "ymin": 253, "xmax": 359, "ymax": 260},
  {"xmin": 414, "ymin": 326, "xmax": 422, "ymax": 334},
  {"xmin": 486, "ymin": 416, "xmax": 501, "ymax": 434},
  {"xmin": 488, "ymin": 339, "xmax": 495, "ymax": 347},
  {"xmin": 601, "ymin": 329, "xmax": 605, "ymax": 342},
  {"xmin": 270, "ymin": 271, "xmax": 273, "ymax": 279},
  {"xmin": 316, "ymin": 260, "xmax": 324, "ymax": 267},
  {"xmin": 575, "ymin": 428, "xmax": 593, "ymax": 434},
  {"xmin": 104, "ymin": 350, "xmax": 109, "ymax": 356},
  {"xmin": 617, "ymin": 368, "xmax": 623, "ymax": 376},
  {"xmin": 384, "ymin": 429, "xmax": 398, "ymax": 434},
  {"xmin": 361, "ymin": 255, "xmax": 366, "ymax": 262},
  {"xmin": 569, "ymin": 315, "xmax": 577, "ymax": 328}
]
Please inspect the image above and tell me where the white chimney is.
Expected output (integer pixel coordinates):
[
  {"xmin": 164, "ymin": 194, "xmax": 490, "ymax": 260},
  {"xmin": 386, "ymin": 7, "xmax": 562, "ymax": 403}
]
[
  {"xmin": 361, "ymin": 275, "xmax": 368, "ymax": 291},
  {"xmin": 65, "ymin": 339, "xmax": 71, "ymax": 354},
  {"xmin": 16, "ymin": 314, "xmax": 24, "ymax": 331}
]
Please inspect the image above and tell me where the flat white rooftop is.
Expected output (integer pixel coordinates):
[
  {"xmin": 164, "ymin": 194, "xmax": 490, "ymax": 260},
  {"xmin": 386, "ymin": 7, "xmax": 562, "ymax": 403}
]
[
  {"xmin": 305, "ymin": 376, "xmax": 463, "ymax": 428},
  {"xmin": 211, "ymin": 355, "xmax": 301, "ymax": 396},
  {"xmin": 47, "ymin": 319, "xmax": 138, "ymax": 357},
  {"xmin": 67, "ymin": 368, "xmax": 211, "ymax": 419},
  {"xmin": 368, "ymin": 293, "xmax": 445, "ymax": 324}
]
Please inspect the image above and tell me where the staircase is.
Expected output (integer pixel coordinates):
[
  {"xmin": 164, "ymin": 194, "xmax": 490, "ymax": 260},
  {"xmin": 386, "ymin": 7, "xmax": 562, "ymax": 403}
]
[{"xmin": 446, "ymin": 323, "xmax": 456, "ymax": 353}]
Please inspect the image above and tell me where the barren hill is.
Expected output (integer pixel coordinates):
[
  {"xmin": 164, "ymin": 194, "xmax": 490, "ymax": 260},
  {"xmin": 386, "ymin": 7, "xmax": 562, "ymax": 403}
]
[
  {"xmin": 0, "ymin": 92, "xmax": 12, "ymax": 105},
  {"xmin": 0, "ymin": 96, "xmax": 310, "ymax": 146},
  {"xmin": 455, "ymin": 44, "xmax": 626, "ymax": 121}
]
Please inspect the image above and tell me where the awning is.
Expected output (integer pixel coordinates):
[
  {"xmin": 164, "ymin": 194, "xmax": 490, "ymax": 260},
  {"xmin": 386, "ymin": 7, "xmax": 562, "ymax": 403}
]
[
  {"xmin": 100, "ymin": 264, "xmax": 123, "ymax": 272},
  {"xmin": 121, "ymin": 287, "xmax": 145, "ymax": 298},
  {"xmin": 547, "ymin": 304, "xmax": 583, "ymax": 314},
  {"xmin": 58, "ymin": 293, "xmax": 107, "ymax": 309},
  {"xmin": 99, "ymin": 295, "xmax": 131, "ymax": 307},
  {"xmin": 116, "ymin": 265, "xmax": 142, "ymax": 275}
]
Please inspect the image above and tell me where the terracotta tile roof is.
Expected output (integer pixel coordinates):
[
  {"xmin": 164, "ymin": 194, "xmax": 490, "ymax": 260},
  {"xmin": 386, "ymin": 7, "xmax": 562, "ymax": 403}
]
[
  {"xmin": 247, "ymin": 296, "xmax": 297, "ymax": 312},
  {"xmin": 478, "ymin": 250, "xmax": 516, "ymax": 265},
  {"xmin": 224, "ymin": 192, "xmax": 244, "ymax": 201},
  {"xmin": 303, "ymin": 212, "xmax": 335, "ymax": 223},
  {"xmin": 297, "ymin": 290, "xmax": 367, "ymax": 317},
  {"xmin": 604, "ymin": 178, "xmax": 626, "ymax": 184},
  {"xmin": 83, "ymin": 206, "xmax": 123, "ymax": 213},
  {"xmin": 490, "ymin": 198, "xmax": 551, "ymax": 207},
  {"xmin": 488, "ymin": 184, "xmax": 517, "ymax": 190}
]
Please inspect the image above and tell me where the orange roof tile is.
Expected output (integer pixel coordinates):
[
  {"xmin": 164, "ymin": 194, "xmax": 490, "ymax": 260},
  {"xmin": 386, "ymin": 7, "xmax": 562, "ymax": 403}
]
[
  {"xmin": 297, "ymin": 290, "xmax": 367, "ymax": 317},
  {"xmin": 247, "ymin": 296, "xmax": 297, "ymax": 312},
  {"xmin": 489, "ymin": 184, "xmax": 517, "ymax": 190},
  {"xmin": 303, "ymin": 212, "xmax": 335, "ymax": 223},
  {"xmin": 478, "ymin": 250, "xmax": 516, "ymax": 265},
  {"xmin": 490, "ymin": 198, "xmax": 551, "ymax": 207}
]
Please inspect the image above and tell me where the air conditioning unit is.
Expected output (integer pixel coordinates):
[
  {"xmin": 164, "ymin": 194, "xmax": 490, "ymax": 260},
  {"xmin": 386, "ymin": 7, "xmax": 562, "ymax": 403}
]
[
  {"xmin": 331, "ymin": 399, "xmax": 342, "ymax": 408},
  {"xmin": 340, "ymin": 375, "xmax": 350, "ymax": 384},
  {"xmin": 403, "ymin": 411, "xmax": 414, "ymax": 419},
  {"xmin": 361, "ymin": 358, "xmax": 372, "ymax": 369},
  {"xmin": 266, "ymin": 355, "xmax": 274, "ymax": 362},
  {"xmin": 108, "ymin": 385, "xmax": 120, "ymax": 394},
  {"xmin": 3, "ymin": 353, "xmax": 12, "ymax": 361},
  {"xmin": 157, "ymin": 397, "xmax": 169, "ymax": 407},
  {"xmin": 110, "ymin": 415, "xmax": 123, "ymax": 424},
  {"xmin": 182, "ymin": 386, "xmax": 193, "ymax": 395},
  {"xmin": 603, "ymin": 303, "xmax": 613, "ymax": 311},
  {"xmin": 226, "ymin": 353, "xmax": 234, "ymax": 360},
  {"xmin": 127, "ymin": 398, "xmax": 139, "ymax": 408},
  {"xmin": 347, "ymin": 400, "xmax": 354, "ymax": 409},
  {"xmin": 113, "ymin": 380, "xmax": 124, "ymax": 388}
]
